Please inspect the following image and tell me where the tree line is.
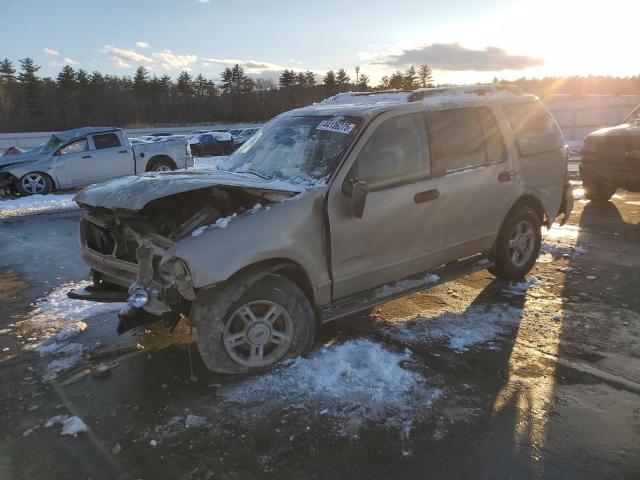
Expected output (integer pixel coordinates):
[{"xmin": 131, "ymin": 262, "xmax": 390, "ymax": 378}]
[
  {"xmin": 1, "ymin": 56, "xmax": 639, "ymax": 133},
  {"xmin": 0, "ymin": 58, "xmax": 434, "ymax": 133}
]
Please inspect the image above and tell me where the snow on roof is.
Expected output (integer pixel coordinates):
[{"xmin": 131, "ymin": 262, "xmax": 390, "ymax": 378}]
[
  {"xmin": 319, "ymin": 85, "xmax": 529, "ymax": 107},
  {"xmin": 54, "ymin": 126, "xmax": 119, "ymax": 142}
]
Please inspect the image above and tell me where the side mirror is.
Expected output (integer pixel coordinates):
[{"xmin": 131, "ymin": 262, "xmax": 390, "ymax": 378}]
[{"xmin": 351, "ymin": 180, "xmax": 368, "ymax": 218}]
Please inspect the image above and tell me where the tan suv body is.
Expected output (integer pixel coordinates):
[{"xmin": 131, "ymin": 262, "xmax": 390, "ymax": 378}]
[{"xmin": 72, "ymin": 86, "xmax": 573, "ymax": 373}]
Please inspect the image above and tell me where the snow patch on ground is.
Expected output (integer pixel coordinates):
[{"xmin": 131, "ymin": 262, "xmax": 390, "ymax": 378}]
[
  {"xmin": 217, "ymin": 339, "xmax": 441, "ymax": 435},
  {"xmin": 504, "ymin": 276, "xmax": 540, "ymax": 295},
  {"xmin": 23, "ymin": 281, "xmax": 125, "ymax": 380},
  {"xmin": 380, "ymin": 305, "xmax": 523, "ymax": 352},
  {"xmin": 374, "ymin": 274, "xmax": 440, "ymax": 299},
  {"xmin": 45, "ymin": 415, "xmax": 88, "ymax": 435},
  {"xmin": 0, "ymin": 194, "xmax": 78, "ymax": 218}
]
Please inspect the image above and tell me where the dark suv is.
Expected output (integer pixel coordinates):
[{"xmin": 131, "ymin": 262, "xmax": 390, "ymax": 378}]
[{"xmin": 580, "ymin": 105, "xmax": 640, "ymax": 201}]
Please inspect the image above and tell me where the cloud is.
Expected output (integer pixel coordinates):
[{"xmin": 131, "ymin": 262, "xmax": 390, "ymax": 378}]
[
  {"xmin": 152, "ymin": 50, "xmax": 198, "ymax": 71},
  {"xmin": 102, "ymin": 44, "xmax": 154, "ymax": 68},
  {"xmin": 43, "ymin": 48, "xmax": 59, "ymax": 56},
  {"xmin": 196, "ymin": 0, "xmax": 210, "ymax": 3},
  {"xmin": 135, "ymin": 41, "xmax": 150, "ymax": 49},
  {"xmin": 202, "ymin": 58, "xmax": 302, "ymax": 74},
  {"xmin": 49, "ymin": 57, "xmax": 79, "ymax": 68},
  {"xmin": 372, "ymin": 43, "xmax": 544, "ymax": 71}
]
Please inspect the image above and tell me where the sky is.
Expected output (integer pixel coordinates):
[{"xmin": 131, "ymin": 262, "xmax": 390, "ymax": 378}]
[{"xmin": 2, "ymin": 0, "xmax": 639, "ymax": 86}]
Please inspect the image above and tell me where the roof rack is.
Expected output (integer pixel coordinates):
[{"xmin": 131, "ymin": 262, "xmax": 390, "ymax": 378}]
[{"xmin": 320, "ymin": 84, "xmax": 527, "ymax": 106}]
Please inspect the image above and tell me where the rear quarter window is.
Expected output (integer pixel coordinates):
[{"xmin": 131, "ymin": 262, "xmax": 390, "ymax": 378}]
[{"xmin": 503, "ymin": 101, "xmax": 564, "ymax": 156}]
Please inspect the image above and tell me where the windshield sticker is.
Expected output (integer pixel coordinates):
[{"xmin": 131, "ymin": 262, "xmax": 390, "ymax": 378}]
[{"xmin": 316, "ymin": 119, "xmax": 356, "ymax": 134}]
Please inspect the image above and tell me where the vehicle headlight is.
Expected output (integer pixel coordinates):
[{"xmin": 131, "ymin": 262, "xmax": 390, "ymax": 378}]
[{"xmin": 128, "ymin": 287, "xmax": 149, "ymax": 308}]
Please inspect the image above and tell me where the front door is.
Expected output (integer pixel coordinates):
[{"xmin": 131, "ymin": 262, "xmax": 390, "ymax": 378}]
[
  {"xmin": 52, "ymin": 137, "xmax": 93, "ymax": 188},
  {"xmin": 87, "ymin": 132, "xmax": 134, "ymax": 181},
  {"xmin": 327, "ymin": 111, "xmax": 445, "ymax": 299}
]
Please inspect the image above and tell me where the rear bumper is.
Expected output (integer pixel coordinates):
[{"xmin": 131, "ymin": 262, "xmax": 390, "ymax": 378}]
[{"xmin": 580, "ymin": 155, "xmax": 640, "ymax": 187}]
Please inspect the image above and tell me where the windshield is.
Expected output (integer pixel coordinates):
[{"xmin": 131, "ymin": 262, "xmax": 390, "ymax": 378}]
[
  {"xmin": 40, "ymin": 135, "xmax": 62, "ymax": 154},
  {"xmin": 224, "ymin": 115, "xmax": 362, "ymax": 184}
]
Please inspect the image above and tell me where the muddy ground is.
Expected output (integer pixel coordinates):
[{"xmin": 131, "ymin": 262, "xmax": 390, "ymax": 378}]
[{"xmin": 0, "ymin": 188, "xmax": 639, "ymax": 480}]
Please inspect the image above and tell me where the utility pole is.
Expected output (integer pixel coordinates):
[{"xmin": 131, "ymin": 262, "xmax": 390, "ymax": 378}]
[{"xmin": 355, "ymin": 66, "xmax": 360, "ymax": 86}]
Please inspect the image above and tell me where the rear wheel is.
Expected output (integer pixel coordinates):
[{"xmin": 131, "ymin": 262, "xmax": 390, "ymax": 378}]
[
  {"xmin": 147, "ymin": 158, "xmax": 176, "ymax": 172},
  {"xmin": 489, "ymin": 206, "xmax": 541, "ymax": 280},
  {"xmin": 583, "ymin": 179, "xmax": 615, "ymax": 202},
  {"xmin": 15, "ymin": 172, "xmax": 52, "ymax": 196},
  {"xmin": 193, "ymin": 275, "xmax": 315, "ymax": 374}
]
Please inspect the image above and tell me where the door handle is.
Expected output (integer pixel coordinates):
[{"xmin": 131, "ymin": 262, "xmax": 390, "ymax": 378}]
[
  {"xmin": 81, "ymin": 155, "xmax": 92, "ymax": 159},
  {"xmin": 118, "ymin": 150, "xmax": 128, "ymax": 154},
  {"xmin": 414, "ymin": 189, "xmax": 439, "ymax": 203},
  {"xmin": 498, "ymin": 171, "xmax": 517, "ymax": 183}
]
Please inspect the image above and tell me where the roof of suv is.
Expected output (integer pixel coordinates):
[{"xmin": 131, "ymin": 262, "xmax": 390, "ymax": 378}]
[{"xmin": 283, "ymin": 85, "xmax": 537, "ymax": 119}]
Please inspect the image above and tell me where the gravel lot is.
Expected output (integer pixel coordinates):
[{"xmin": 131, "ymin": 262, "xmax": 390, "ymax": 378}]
[{"xmin": 0, "ymin": 185, "xmax": 639, "ymax": 480}]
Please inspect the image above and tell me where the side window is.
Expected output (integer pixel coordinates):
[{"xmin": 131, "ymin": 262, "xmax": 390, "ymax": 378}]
[
  {"xmin": 477, "ymin": 108, "xmax": 505, "ymax": 164},
  {"xmin": 503, "ymin": 101, "xmax": 564, "ymax": 156},
  {"xmin": 351, "ymin": 113, "xmax": 429, "ymax": 189},
  {"xmin": 428, "ymin": 108, "xmax": 486, "ymax": 172},
  {"xmin": 93, "ymin": 133, "xmax": 121, "ymax": 150},
  {"xmin": 58, "ymin": 138, "xmax": 88, "ymax": 156}
]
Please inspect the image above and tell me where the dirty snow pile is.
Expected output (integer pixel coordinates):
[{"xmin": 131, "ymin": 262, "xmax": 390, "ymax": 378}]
[
  {"xmin": 380, "ymin": 305, "xmax": 522, "ymax": 352},
  {"xmin": 375, "ymin": 273, "xmax": 440, "ymax": 298},
  {"xmin": 504, "ymin": 276, "xmax": 540, "ymax": 295},
  {"xmin": 45, "ymin": 415, "xmax": 89, "ymax": 436},
  {"xmin": 0, "ymin": 194, "xmax": 78, "ymax": 218},
  {"xmin": 218, "ymin": 339, "xmax": 441, "ymax": 435},
  {"xmin": 24, "ymin": 281, "xmax": 125, "ymax": 380},
  {"xmin": 193, "ymin": 155, "xmax": 233, "ymax": 171}
]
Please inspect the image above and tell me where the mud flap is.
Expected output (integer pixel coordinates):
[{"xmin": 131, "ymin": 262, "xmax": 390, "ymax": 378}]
[{"xmin": 559, "ymin": 183, "xmax": 574, "ymax": 226}]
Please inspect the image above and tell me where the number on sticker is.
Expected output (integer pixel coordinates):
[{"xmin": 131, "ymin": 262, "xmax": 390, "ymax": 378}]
[{"xmin": 317, "ymin": 120, "xmax": 356, "ymax": 134}]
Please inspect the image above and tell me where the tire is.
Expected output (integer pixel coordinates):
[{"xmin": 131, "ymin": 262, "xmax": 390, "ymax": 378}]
[
  {"xmin": 583, "ymin": 179, "xmax": 615, "ymax": 202},
  {"xmin": 193, "ymin": 274, "xmax": 315, "ymax": 374},
  {"xmin": 15, "ymin": 172, "xmax": 53, "ymax": 196},
  {"xmin": 489, "ymin": 206, "xmax": 541, "ymax": 280},
  {"xmin": 147, "ymin": 158, "xmax": 176, "ymax": 172}
]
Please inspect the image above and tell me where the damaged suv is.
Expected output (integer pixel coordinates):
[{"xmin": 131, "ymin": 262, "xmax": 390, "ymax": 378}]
[{"xmin": 71, "ymin": 86, "xmax": 573, "ymax": 374}]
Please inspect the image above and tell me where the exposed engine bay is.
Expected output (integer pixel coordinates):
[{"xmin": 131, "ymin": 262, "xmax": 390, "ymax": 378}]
[{"xmin": 74, "ymin": 185, "xmax": 296, "ymax": 332}]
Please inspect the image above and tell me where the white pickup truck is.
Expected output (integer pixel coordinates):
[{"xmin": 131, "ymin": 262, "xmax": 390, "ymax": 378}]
[{"xmin": 0, "ymin": 127, "xmax": 193, "ymax": 195}]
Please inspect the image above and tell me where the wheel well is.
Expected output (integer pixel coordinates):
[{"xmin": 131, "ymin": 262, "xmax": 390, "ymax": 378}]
[
  {"xmin": 225, "ymin": 259, "xmax": 316, "ymax": 307},
  {"xmin": 508, "ymin": 194, "xmax": 547, "ymax": 227},
  {"xmin": 146, "ymin": 155, "xmax": 176, "ymax": 171}
]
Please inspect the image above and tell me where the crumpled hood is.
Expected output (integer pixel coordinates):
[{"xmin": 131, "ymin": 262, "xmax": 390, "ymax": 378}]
[
  {"xmin": 0, "ymin": 148, "xmax": 43, "ymax": 168},
  {"xmin": 74, "ymin": 170, "xmax": 310, "ymax": 211},
  {"xmin": 588, "ymin": 123, "xmax": 640, "ymax": 138}
]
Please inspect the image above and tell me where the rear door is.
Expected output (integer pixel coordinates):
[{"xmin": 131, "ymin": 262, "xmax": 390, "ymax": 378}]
[
  {"xmin": 425, "ymin": 106, "xmax": 519, "ymax": 261},
  {"xmin": 87, "ymin": 132, "xmax": 134, "ymax": 181},
  {"xmin": 328, "ymin": 111, "xmax": 446, "ymax": 299}
]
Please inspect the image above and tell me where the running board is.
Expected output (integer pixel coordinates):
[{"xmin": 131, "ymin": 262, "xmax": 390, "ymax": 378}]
[{"xmin": 320, "ymin": 254, "xmax": 493, "ymax": 323}]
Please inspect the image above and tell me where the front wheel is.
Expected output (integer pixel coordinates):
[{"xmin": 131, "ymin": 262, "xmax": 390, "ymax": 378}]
[
  {"xmin": 193, "ymin": 275, "xmax": 315, "ymax": 374},
  {"xmin": 489, "ymin": 206, "xmax": 541, "ymax": 280},
  {"xmin": 16, "ymin": 172, "xmax": 52, "ymax": 196}
]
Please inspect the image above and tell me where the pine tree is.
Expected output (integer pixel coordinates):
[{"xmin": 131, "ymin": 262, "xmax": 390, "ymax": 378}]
[
  {"xmin": 0, "ymin": 59, "xmax": 16, "ymax": 83},
  {"xmin": 403, "ymin": 65, "xmax": 418, "ymax": 90},
  {"xmin": 387, "ymin": 71, "xmax": 404, "ymax": 89},
  {"xmin": 418, "ymin": 64, "xmax": 433, "ymax": 88},
  {"xmin": 304, "ymin": 71, "xmax": 316, "ymax": 88},
  {"xmin": 56, "ymin": 65, "xmax": 77, "ymax": 92},
  {"xmin": 18, "ymin": 58, "xmax": 43, "ymax": 117},
  {"xmin": 133, "ymin": 66, "xmax": 150, "ymax": 98},
  {"xmin": 176, "ymin": 71, "xmax": 194, "ymax": 97},
  {"xmin": 335, "ymin": 68, "xmax": 351, "ymax": 89},
  {"xmin": 323, "ymin": 70, "xmax": 337, "ymax": 95},
  {"xmin": 357, "ymin": 74, "xmax": 370, "ymax": 90},
  {"xmin": 279, "ymin": 69, "xmax": 296, "ymax": 89}
]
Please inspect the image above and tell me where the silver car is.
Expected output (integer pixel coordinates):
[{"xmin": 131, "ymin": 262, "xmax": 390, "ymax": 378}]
[
  {"xmin": 0, "ymin": 127, "xmax": 193, "ymax": 195},
  {"xmin": 70, "ymin": 86, "xmax": 573, "ymax": 374}
]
